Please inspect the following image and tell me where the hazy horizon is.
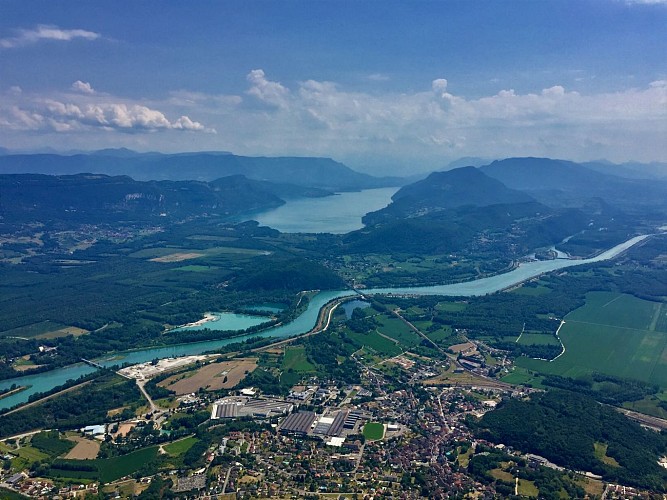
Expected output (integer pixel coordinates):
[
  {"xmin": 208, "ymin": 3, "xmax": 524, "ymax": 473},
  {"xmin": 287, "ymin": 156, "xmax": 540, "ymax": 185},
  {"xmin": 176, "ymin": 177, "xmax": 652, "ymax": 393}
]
[{"xmin": 1, "ymin": 1, "xmax": 666, "ymax": 175}]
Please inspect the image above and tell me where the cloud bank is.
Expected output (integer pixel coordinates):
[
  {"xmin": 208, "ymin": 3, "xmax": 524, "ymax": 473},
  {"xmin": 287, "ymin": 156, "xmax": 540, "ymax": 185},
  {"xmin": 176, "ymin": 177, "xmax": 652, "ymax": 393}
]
[
  {"xmin": 1, "ymin": 70, "xmax": 665, "ymax": 172},
  {"xmin": 1, "ymin": 82, "xmax": 213, "ymax": 134}
]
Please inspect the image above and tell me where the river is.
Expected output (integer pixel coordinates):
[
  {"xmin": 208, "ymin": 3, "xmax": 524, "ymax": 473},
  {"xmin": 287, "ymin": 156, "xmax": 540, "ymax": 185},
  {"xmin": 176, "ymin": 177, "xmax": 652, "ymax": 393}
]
[{"xmin": 0, "ymin": 234, "xmax": 648, "ymax": 410}]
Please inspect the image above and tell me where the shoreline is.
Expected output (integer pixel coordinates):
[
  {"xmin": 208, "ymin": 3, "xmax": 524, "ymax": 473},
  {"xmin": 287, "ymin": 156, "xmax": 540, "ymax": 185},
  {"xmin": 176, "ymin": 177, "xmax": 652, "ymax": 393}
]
[
  {"xmin": 173, "ymin": 312, "xmax": 218, "ymax": 330},
  {"xmin": 0, "ymin": 385, "xmax": 29, "ymax": 400}
]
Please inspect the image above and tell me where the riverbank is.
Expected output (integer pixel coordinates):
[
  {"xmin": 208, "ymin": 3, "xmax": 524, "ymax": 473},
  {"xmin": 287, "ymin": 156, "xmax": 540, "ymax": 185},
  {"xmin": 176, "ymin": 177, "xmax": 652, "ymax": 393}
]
[
  {"xmin": 0, "ymin": 386, "xmax": 28, "ymax": 400},
  {"xmin": 0, "ymin": 235, "xmax": 649, "ymax": 410}
]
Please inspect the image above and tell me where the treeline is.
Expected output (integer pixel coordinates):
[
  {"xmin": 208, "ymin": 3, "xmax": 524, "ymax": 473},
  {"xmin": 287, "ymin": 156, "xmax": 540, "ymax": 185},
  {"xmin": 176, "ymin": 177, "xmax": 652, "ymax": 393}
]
[
  {"xmin": 474, "ymin": 390, "xmax": 667, "ymax": 490},
  {"xmin": 0, "ymin": 373, "xmax": 142, "ymax": 437},
  {"xmin": 494, "ymin": 341, "xmax": 562, "ymax": 361},
  {"xmin": 541, "ymin": 373, "xmax": 659, "ymax": 405}
]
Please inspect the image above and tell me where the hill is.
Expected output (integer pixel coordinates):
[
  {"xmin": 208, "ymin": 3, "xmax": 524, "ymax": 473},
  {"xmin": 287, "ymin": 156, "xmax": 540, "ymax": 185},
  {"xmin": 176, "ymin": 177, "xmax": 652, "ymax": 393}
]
[
  {"xmin": 365, "ymin": 167, "xmax": 534, "ymax": 224},
  {"xmin": 0, "ymin": 173, "xmax": 297, "ymax": 223},
  {"xmin": 476, "ymin": 390, "xmax": 667, "ymax": 490},
  {"xmin": 0, "ymin": 151, "xmax": 403, "ymax": 192},
  {"xmin": 345, "ymin": 202, "xmax": 586, "ymax": 256}
]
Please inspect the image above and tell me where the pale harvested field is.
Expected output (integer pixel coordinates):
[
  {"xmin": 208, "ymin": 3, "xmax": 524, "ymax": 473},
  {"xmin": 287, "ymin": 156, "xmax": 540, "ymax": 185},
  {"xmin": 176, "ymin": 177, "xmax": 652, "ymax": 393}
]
[
  {"xmin": 160, "ymin": 359, "xmax": 258, "ymax": 395},
  {"xmin": 14, "ymin": 364, "xmax": 43, "ymax": 372},
  {"xmin": 449, "ymin": 342, "xmax": 475, "ymax": 353},
  {"xmin": 37, "ymin": 326, "xmax": 89, "ymax": 339},
  {"xmin": 65, "ymin": 436, "xmax": 100, "ymax": 459},
  {"xmin": 150, "ymin": 252, "xmax": 204, "ymax": 263}
]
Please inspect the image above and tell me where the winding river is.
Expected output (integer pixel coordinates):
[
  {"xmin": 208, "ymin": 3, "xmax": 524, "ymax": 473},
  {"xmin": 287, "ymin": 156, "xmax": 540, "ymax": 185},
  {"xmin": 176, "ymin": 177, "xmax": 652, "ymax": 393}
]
[{"xmin": 0, "ymin": 234, "xmax": 649, "ymax": 410}]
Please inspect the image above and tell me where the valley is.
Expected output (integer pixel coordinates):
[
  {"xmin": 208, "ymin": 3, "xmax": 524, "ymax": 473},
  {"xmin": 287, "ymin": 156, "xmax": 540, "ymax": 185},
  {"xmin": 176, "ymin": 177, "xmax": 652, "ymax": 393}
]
[{"xmin": 2, "ymin": 154, "xmax": 667, "ymax": 497}]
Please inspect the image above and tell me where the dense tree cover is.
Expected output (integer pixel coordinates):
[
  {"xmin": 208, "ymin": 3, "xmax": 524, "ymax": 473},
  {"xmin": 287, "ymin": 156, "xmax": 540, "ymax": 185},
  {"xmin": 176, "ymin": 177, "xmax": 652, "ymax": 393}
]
[
  {"xmin": 137, "ymin": 475, "xmax": 175, "ymax": 499},
  {"xmin": 353, "ymin": 201, "xmax": 588, "ymax": 257},
  {"xmin": 0, "ymin": 173, "xmax": 298, "ymax": 224},
  {"xmin": 229, "ymin": 256, "xmax": 346, "ymax": 292},
  {"xmin": 542, "ymin": 373, "xmax": 659, "ymax": 405},
  {"xmin": 30, "ymin": 431, "xmax": 75, "ymax": 457},
  {"xmin": 240, "ymin": 368, "xmax": 287, "ymax": 396},
  {"xmin": 0, "ymin": 374, "xmax": 142, "ymax": 437},
  {"xmin": 475, "ymin": 391, "xmax": 667, "ymax": 490},
  {"xmin": 303, "ymin": 331, "xmax": 361, "ymax": 385}
]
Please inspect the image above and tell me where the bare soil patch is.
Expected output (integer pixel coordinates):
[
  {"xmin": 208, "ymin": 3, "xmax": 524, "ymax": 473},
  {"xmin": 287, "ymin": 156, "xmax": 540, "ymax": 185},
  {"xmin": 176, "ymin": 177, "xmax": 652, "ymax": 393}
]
[
  {"xmin": 150, "ymin": 252, "xmax": 204, "ymax": 263},
  {"xmin": 449, "ymin": 342, "xmax": 475, "ymax": 353},
  {"xmin": 160, "ymin": 359, "xmax": 258, "ymax": 395},
  {"xmin": 65, "ymin": 436, "xmax": 100, "ymax": 459},
  {"xmin": 114, "ymin": 423, "xmax": 137, "ymax": 438}
]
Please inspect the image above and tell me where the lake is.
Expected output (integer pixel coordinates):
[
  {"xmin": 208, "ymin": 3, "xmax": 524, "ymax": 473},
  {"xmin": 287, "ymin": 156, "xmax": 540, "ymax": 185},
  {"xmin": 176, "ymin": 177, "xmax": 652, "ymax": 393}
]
[
  {"xmin": 249, "ymin": 187, "xmax": 398, "ymax": 234},
  {"xmin": 173, "ymin": 312, "xmax": 270, "ymax": 332}
]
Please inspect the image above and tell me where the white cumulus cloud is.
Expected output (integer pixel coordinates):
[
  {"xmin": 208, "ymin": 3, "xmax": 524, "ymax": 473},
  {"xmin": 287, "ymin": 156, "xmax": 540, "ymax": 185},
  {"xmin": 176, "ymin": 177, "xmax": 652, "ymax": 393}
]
[
  {"xmin": 0, "ymin": 86, "xmax": 213, "ymax": 134},
  {"xmin": 246, "ymin": 69, "xmax": 290, "ymax": 109},
  {"xmin": 71, "ymin": 81, "xmax": 96, "ymax": 94},
  {"xmin": 0, "ymin": 25, "xmax": 101, "ymax": 49}
]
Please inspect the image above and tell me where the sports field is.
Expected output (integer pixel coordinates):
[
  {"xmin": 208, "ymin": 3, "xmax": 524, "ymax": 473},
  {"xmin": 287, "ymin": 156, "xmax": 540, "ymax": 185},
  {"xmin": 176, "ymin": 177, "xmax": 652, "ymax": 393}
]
[
  {"xmin": 362, "ymin": 422, "xmax": 385, "ymax": 441},
  {"xmin": 517, "ymin": 292, "xmax": 667, "ymax": 386}
]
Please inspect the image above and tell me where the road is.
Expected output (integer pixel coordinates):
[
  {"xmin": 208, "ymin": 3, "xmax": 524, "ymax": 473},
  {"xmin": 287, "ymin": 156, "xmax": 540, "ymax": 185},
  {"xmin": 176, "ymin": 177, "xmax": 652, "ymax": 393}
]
[
  {"xmin": 391, "ymin": 308, "xmax": 516, "ymax": 390},
  {"xmin": 615, "ymin": 406, "xmax": 667, "ymax": 430},
  {"xmin": 252, "ymin": 296, "xmax": 351, "ymax": 353}
]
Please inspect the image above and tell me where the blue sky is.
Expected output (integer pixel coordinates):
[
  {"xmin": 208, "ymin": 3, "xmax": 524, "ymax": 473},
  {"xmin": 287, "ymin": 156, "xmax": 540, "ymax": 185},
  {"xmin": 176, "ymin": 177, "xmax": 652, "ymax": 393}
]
[{"xmin": 1, "ymin": 0, "xmax": 665, "ymax": 174}]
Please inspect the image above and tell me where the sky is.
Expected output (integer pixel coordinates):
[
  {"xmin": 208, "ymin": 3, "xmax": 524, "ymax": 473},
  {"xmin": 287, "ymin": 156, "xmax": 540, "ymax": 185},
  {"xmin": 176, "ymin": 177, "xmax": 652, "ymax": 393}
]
[{"xmin": 0, "ymin": 0, "xmax": 666, "ymax": 175}]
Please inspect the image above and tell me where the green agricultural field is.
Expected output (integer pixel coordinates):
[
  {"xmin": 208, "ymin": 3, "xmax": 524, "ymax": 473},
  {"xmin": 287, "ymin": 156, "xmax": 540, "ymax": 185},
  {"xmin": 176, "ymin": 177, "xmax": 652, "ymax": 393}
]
[
  {"xmin": 622, "ymin": 394, "xmax": 667, "ymax": 419},
  {"xmin": 346, "ymin": 330, "xmax": 402, "ymax": 357},
  {"xmin": 376, "ymin": 316, "xmax": 422, "ymax": 347},
  {"xmin": 500, "ymin": 367, "xmax": 545, "ymax": 388},
  {"xmin": 0, "ymin": 320, "xmax": 68, "ymax": 339},
  {"xmin": 362, "ymin": 422, "xmax": 385, "ymax": 441},
  {"xmin": 50, "ymin": 446, "xmax": 159, "ymax": 483},
  {"xmin": 517, "ymin": 292, "xmax": 667, "ymax": 387},
  {"xmin": 435, "ymin": 301, "xmax": 467, "ymax": 312},
  {"xmin": 31, "ymin": 431, "xmax": 75, "ymax": 457},
  {"xmin": 164, "ymin": 436, "xmax": 198, "ymax": 456},
  {"xmin": 173, "ymin": 265, "xmax": 219, "ymax": 272},
  {"xmin": 566, "ymin": 292, "xmax": 665, "ymax": 331},
  {"xmin": 282, "ymin": 346, "xmax": 316, "ymax": 372}
]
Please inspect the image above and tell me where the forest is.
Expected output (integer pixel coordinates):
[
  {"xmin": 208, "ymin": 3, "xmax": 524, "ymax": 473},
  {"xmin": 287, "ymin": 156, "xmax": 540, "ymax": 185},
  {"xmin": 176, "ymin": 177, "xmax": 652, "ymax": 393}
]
[{"xmin": 474, "ymin": 390, "xmax": 667, "ymax": 490}]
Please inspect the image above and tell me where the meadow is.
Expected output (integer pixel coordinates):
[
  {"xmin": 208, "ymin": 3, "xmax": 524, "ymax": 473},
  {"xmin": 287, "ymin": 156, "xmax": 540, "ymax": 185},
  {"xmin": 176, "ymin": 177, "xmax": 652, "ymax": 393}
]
[{"xmin": 282, "ymin": 346, "xmax": 316, "ymax": 373}]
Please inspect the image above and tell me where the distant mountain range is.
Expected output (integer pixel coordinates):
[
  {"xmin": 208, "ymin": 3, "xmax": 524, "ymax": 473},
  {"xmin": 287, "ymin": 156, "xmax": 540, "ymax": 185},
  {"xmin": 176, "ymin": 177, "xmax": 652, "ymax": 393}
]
[
  {"xmin": 0, "ymin": 150, "xmax": 403, "ymax": 192},
  {"xmin": 479, "ymin": 157, "xmax": 667, "ymax": 211}
]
